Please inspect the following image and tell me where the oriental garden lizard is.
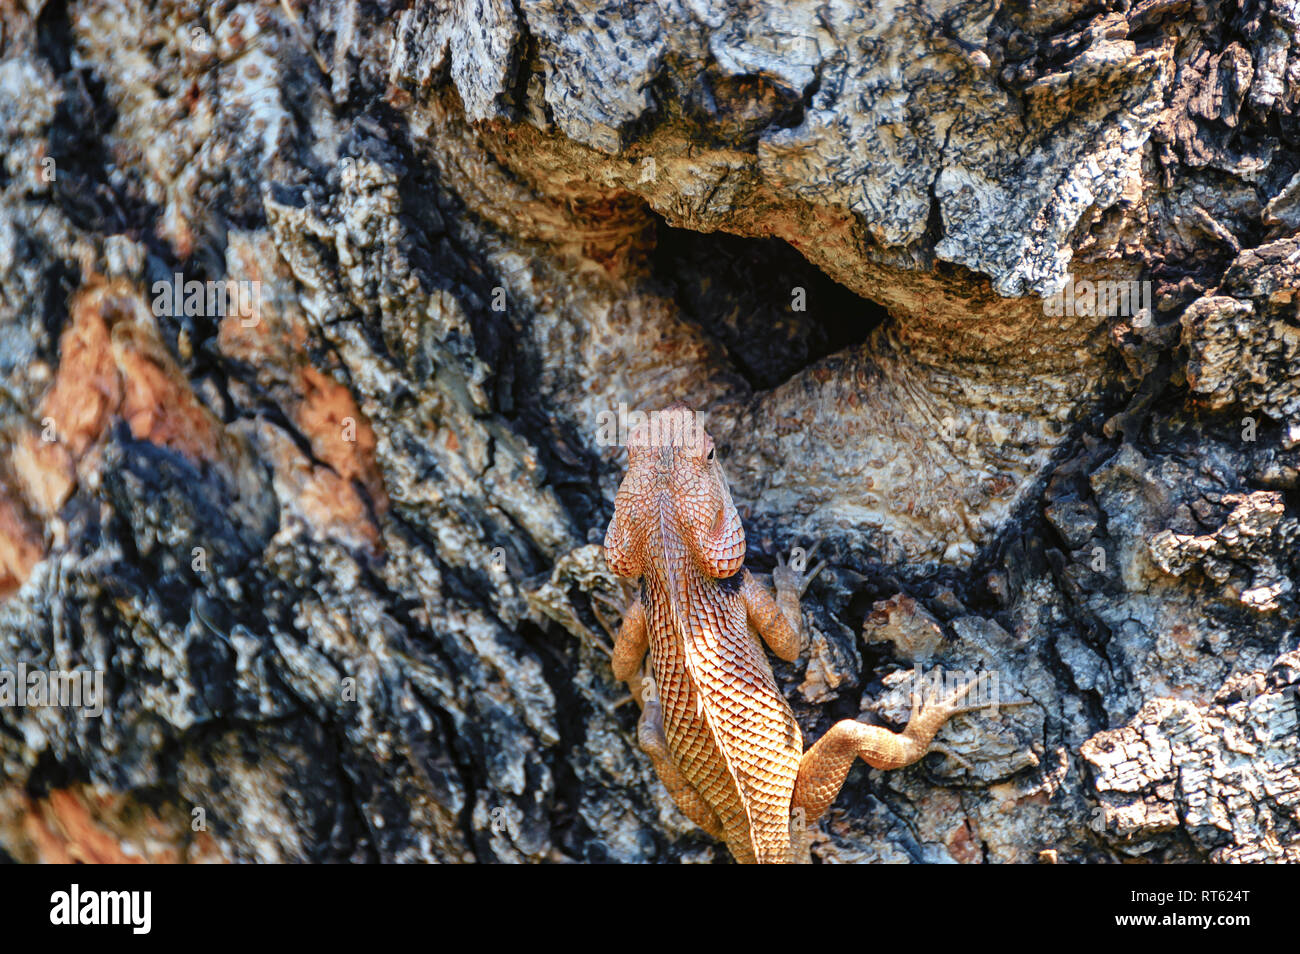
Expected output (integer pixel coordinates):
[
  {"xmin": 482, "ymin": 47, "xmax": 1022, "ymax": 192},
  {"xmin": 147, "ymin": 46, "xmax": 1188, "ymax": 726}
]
[{"xmin": 601, "ymin": 403, "xmax": 1024, "ymax": 864}]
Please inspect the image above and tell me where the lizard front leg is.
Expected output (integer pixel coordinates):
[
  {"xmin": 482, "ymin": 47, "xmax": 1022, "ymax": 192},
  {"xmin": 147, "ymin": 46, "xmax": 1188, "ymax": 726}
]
[
  {"xmin": 792, "ymin": 678, "xmax": 1025, "ymax": 825},
  {"xmin": 608, "ymin": 595, "xmax": 650, "ymax": 706},
  {"xmin": 740, "ymin": 544, "xmax": 825, "ymax": 661}
]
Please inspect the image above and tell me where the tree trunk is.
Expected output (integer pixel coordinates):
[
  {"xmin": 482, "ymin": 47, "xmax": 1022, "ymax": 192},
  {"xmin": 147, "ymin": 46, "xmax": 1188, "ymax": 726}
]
[{"xmin": 0, "ymin": 0, "xmax": 1296, "ymax": 863}]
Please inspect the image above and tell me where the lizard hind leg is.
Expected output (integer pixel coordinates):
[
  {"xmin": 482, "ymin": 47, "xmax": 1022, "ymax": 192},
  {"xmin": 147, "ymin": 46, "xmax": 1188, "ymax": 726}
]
[
  {"xmin": 791, "ymin": 719, "xmax": 909, "ymax": 826},
  {"xmin": 636, "ymin": 693, "xmax": 726, "ymax": 843},
  {"xmin": 791, "ymin": 680, "xmax": 1022, "ymax": 825}
]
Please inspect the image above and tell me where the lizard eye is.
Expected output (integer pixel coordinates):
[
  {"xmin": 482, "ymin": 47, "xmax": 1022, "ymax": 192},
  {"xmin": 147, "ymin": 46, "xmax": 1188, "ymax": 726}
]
[{"xmin": 706, "ymin": 448, "xmax": 715, "ymax": 461}]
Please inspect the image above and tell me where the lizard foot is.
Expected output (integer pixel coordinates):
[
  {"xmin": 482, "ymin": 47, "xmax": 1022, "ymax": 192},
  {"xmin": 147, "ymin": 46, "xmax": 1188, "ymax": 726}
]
[
  {"xmin": 589, "ymin": 584, "xmax": 636, "ymax": 658},
  {"xmin": 772, "ymin": 539, "xmax": 827, "ymax": 599},
  {"xmin": 906, "ymin": 676, "xmax": 1033, "ymax": 761}
]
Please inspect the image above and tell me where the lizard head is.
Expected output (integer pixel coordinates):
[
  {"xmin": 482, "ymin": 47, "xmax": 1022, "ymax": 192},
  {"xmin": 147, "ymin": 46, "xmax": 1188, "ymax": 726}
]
[{"xmin": 604, "ymin": 403, "xmax": 746, "ymax": 580}]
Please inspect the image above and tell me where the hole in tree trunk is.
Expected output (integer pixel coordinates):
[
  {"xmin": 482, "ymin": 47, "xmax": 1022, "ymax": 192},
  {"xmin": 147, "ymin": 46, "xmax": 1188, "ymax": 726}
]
[{"xmin": 649, "ymin": 217, "xmax": 891, "ymax": 391}]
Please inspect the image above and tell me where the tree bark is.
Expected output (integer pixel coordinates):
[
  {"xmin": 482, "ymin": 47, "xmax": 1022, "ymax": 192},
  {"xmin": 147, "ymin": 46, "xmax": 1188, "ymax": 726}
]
[{"xmin": 0, "ymin": 0, "xmax": 1296, "ymax": 862}]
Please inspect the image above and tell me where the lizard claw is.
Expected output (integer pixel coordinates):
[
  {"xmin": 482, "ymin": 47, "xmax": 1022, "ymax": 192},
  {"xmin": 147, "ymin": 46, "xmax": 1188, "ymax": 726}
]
[
  {"xmin": 798, "ymin": 560, "xmax": 827, "ymax": 596},
  {"xmin": 905, "ymin": 677, "xmax": 1032, "ymax": 747},
  {"xmin": 587, "ymin": 590, "xmax": 627, "ymax": 658},
  {"xmin": 926, "ymin": 742, "xmax": 975, "ymax": 771},
  {"xmin": 773, "ymin": 539, "xmax": 827, "ymax": 598}
]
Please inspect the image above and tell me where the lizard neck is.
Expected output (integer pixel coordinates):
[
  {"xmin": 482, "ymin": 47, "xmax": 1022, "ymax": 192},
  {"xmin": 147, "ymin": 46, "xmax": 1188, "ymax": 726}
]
[
  {"xmin": 650, "ymin": 502, "xmax": 712, "ymax": 602},
  {"xmin": 644, "ymin": 504, "xmax": 741, "ymax": 647}
]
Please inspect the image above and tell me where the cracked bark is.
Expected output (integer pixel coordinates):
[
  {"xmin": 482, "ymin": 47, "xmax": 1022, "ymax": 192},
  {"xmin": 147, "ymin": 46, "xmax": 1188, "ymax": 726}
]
[{"xmin": 0, "ymin": 0, "xmax": 1296, "ymax": 863}]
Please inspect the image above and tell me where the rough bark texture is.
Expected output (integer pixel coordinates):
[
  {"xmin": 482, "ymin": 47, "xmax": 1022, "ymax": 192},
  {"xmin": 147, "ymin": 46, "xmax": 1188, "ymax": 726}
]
[{"xmin": 0, "ymin": 0, "xmax": 1296, "ymax": 863}]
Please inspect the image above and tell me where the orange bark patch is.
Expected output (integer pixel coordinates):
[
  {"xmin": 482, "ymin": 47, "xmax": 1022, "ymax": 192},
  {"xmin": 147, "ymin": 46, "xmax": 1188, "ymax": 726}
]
[
  {"xmin": 218, "ymin": 228, "xmax": 388, "ymax": 542},
  {"xmin": 23, "ymin": 789, "xmax": 147, "ymax": 864},
  {"xmin": 3, "ymin": 786, "xmax": 225, "ymax": 864},
  {"xmin": 295, "ymin": 365, "xmax": 388, "ymax": 512},
  {"xmin": 299, "ymin": 466, "xmax": 382, "ymax": 554},
  {"xmin": 40, "ymin": 287, "xmax": 121, "ymax": 456},
  {"xmin": 215, "ymin": 307, "xmax": 272, "ymax": 362},
  {"xmin": 0, "ymin": 494, "xmax": 43, "ymax": 600},
  {"xmin": 210, "ymin": 236, "xmax": 389, "ymax": 555},
  {"xmin": 113, "ymin": 325, "xmax": 220, "ymax": 461},
  {"xmin": 254, "ymin": 420, "xmax": 382, "ymax": 555},
  {"xmin": 10, "ymin": 432, "xmax": 74, "ymax": 518},
  {"xmin": 40, "ymin": 280, "xmax": 222, "ymax": 465},
  {"xmin": 215, "ymin": 230, "xmax": 306, "ymax": 363},
  {"xmin": 945, "ymin": 819, "xmax": 981, "ymax": 864},
  {"xmin": 0, "ymin": 279, "xmax": 232, "ymax": 600}
]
